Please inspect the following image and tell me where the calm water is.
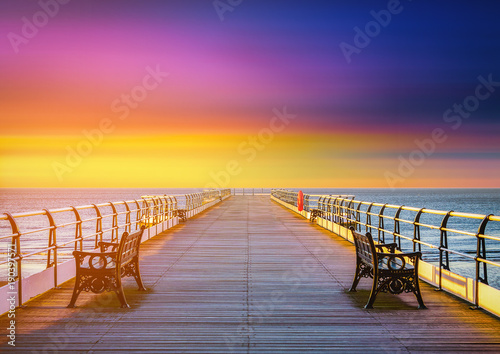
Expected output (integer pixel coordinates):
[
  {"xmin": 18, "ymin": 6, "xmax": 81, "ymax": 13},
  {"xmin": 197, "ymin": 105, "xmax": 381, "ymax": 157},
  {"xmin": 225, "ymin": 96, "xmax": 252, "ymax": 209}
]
[
  {"xmin": 1, "ymin": 188, "xmax": 500, "ymax": 287},
  {"xmin": 0, "ymin": 188, "xmax": 203, "ymax": 213}
]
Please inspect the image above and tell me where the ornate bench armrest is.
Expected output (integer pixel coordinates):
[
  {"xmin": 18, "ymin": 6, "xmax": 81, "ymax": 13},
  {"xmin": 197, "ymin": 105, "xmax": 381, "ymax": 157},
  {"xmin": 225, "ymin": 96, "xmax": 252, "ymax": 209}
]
[
  {"xmin": 377, "ymin": 251, "xmax": 421, "ymax": 270},
  {"xmin": 73, "ymin": 250, "xmax": 117, "ymax": 270},
  {"xmin": 98, "ymin": 241, "xmax": 119, "ymax": 252},
  {"xmin": 375, "ymin": 242, "xmax": 398, "ymax": 253},
  {"xmin": 377, "ymin": 251, "xmax": 421, "ymax": 259}
]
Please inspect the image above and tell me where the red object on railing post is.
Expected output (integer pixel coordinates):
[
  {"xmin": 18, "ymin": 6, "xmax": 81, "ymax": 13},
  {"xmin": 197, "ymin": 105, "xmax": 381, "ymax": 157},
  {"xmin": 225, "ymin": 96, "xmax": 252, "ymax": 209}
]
[{"xmin": 297, "ymin": 191, "xmax": 304, "ymax": 211}]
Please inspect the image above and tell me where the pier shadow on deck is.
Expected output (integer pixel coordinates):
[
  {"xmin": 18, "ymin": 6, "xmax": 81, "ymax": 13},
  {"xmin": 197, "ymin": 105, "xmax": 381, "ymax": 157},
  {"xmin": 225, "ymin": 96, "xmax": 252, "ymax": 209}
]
[{"xmin": 2, "ymin": 195, "xmax": 500, "ymax": 352}]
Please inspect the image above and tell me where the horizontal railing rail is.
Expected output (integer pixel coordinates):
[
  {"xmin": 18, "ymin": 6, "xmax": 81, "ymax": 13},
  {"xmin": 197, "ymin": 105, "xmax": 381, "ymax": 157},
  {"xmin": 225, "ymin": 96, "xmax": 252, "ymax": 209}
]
[
  {"xmin": 271, "ymin": 189, "xmax": 355, "ymax": 212},
  {"xmin": 232, "ymin": 188, "xmax": 273, "ymax": 195},
  {"xmin": 143, "ymin": 189, "xmax": 231, "ymax": 211},
  {"xmin": 271, "ymin": 189, "xmax": 500, "ymax": 309},
  {"xmin": 0, "ymin": 188, "xmax": 230, "ymax": 308}
]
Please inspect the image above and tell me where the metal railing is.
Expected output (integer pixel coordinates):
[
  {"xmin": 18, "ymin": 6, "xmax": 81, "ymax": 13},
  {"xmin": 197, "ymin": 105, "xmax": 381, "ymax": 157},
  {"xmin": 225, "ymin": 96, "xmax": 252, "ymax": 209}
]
[
  {"xmin": 232, "ymin": 188, "xmax": 272, "ymax": 195},
  {"xmin": 143, "ymin": 189, "xmax": 231, "ymax": 211},
  {"xmin": 271, "ymin": 190, "xmax": 500, "ymax": 307},
  {"xmin": 271, "ymin": 189, "xmax": 355, "ymax": 212},
  {"xmin": 0, "ymin": 189, "xmax": 230, "ymax": 307}
]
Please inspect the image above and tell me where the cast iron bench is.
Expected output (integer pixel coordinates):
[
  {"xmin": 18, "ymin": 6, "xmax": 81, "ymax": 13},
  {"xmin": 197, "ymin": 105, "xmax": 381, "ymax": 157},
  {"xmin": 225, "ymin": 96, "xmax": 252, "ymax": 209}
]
[
  {"xmin": 309, "ymin": 208, "xmax": 324, "ymax": 222},
  {"xmin": 176, "ymin": 209, "xmax": 187, "ymax": 222},
  {"xmin": 68, "ymin": 226, "xmax": 146, "ymax": 308},
  {"xmin": 349, "ymin": 226, "xmax": 426, "ymax": 309}
]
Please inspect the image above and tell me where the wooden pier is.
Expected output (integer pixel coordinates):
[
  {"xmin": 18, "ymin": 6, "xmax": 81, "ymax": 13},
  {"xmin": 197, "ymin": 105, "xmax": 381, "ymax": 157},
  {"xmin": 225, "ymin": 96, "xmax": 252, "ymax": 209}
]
[{"xmin": 2, "ymin": 195, "xmax": 500, "ymax": 352}]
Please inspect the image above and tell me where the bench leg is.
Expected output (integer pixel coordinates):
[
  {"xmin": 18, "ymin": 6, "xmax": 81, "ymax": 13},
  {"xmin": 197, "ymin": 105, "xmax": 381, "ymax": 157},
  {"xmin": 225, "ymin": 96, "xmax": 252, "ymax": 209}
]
[
  {"xmin": 67, "ymin": 275, "xmax": 82, "ymax": 308},
  {"xmin": 349, "ymin": 262, "xmax": 362, "ymax": 292},
  {"xmin": 364, "ymin": 277, "xmax": 380, "ymax": 309},
  {"xmin": 349, "ymin": 260, "xmax": 370, "ymax": 292},
  {"xmin": 67, "ymin": 287, "xmax": 81, "ymax": 308},
  {"xmin": 413, "ymin": 278, "xmax": 427, "ymax": 309},
  {"xmin": 132, "ymin": 259, "xmax": 147, "ymax": 291},
  {"xmin": 115, "ymin": 279, "xmax": 130, "ymax": 309}
]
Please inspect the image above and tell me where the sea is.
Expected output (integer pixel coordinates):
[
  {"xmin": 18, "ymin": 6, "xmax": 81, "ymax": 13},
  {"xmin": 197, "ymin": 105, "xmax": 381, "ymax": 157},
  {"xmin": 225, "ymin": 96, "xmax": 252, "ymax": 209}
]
[{"xmin": 1, "ymin": 188, "xmax": 500, "ymax": 288}]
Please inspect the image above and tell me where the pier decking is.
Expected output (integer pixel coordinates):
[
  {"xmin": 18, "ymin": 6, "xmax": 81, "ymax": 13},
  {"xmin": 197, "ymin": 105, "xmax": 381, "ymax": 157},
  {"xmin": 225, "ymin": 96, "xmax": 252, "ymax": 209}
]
[{"xmin": 2, "ymin": 195, "xmax": 500, "ymax": 352}]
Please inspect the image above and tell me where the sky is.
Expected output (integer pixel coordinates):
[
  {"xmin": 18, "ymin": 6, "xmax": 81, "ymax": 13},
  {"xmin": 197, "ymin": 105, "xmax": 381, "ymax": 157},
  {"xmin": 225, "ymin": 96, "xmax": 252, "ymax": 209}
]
[{"xmin": 0, "ymin": 0, "xmax": 499, "ymax": 188}]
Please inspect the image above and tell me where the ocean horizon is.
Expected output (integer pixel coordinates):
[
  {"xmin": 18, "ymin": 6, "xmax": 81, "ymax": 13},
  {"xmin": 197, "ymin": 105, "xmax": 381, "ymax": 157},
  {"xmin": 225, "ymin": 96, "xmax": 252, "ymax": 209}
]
[{"xmin": 2, "ymin": 187, "xmax": 500, "ymax": 214}]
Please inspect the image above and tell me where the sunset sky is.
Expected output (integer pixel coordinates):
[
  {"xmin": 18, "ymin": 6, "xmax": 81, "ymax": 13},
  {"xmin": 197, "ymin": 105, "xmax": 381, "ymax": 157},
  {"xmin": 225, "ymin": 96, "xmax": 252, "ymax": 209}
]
[{"xmin": 1, "ymin": 0, "xmax": 499, "ymax": 188}]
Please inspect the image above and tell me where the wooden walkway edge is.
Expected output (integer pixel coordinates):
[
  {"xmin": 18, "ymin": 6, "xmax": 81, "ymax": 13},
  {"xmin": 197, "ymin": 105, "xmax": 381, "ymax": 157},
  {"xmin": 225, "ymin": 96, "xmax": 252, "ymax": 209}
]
[{"xmin": 2, "ymin": 195, "xmax": 500, "ymax": 352}]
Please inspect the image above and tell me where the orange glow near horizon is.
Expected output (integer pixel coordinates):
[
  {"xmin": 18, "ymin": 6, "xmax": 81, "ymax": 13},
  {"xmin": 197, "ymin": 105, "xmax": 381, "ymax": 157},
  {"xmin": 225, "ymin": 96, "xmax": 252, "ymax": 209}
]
[{"xmin": 1, "ymin": 132, "xmax": 499, "ymax": 188}]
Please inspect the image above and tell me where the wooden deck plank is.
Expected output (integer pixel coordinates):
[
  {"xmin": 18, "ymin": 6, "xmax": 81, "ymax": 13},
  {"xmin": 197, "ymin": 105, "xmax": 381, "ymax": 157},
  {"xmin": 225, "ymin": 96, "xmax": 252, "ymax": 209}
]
[{"xmin": 2, "ymin": 195, "xmax": 500, "ymax": 352}]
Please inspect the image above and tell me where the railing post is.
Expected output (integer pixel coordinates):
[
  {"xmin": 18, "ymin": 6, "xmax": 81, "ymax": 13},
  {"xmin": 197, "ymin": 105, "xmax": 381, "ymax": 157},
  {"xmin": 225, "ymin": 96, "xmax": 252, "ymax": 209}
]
[
  {"xmin": 161, "ymin": 197, "xmax": 168, "ymax": 223},
  {"xmin": 412, "ymin": 209, "xmax": 424, "ymax": 252},
  {"xmin": 377, "ymin": 204, "xmax": 387, "ymax": 243},
  {"xmin": 154, "ymin": 198, "xmax": 159, "ymax": 225},
  {"xmin": 393, "ymin": 206, "xmax": 403, "ymax": 251},
  {"xmin": 143, "ymin": 199, "xmax": 150, "ymax": 238},
  {"xmin": 159, "ymin": 197, "xmax": 165, "ymax": 225},
  {"xmin": 366, "ymin": 203, "xmax": 374, "ymax": 234},
  {"xmin": 162, "ymin": 196, "xmax": 168, "ymax": 221},
  {"xmin": 340, "ymin": 199, "xmax": 347, "ymax": 224},
  {"xmin": 437, "ymin": 211, "xmax": 453, "ymax": 290},
  {"xmin": 109, "ymin": 202, "xmax": 118, "ymax": 242},
  {"xmin": 5, "ymin": 213, "xmax": 23, "ymax": 308},
  {"xmin": 327, "ymin": 197, "xmax": 333, "ymax": 222},
  {"xmin": 342, "ymin": 198, "xmax": 348, "ymax": 223},
  {"xmin": 172, "ymin": 197, "xmax": 178, "ymax": 219},
  {"xmin": 159, "ymin": 197, "xmax": 163, "ymax": 221},
  {"xmin": 169, "ymin": 196, "xmax": 174, "ymax": 218},
  {"xmin": 153, "ymin": 198, "xmax": 160, "ymax": 234},
  {"xmin": 44, "ymin": 209, "xmax": 58, "ymax": 288},
  {"xmin": 472, "ymin": 215, "xmax": 492, "ymax": 309},
  {"xmin": 71, "ymin": 206, "xmax": 83, "ymax": 251},
  {"xmin": 332, "ymin": 198, "xmax": 339, "ymax": 223},
  {"xmin": 92, "ymin": 204, "xmax": 103, "ymax": 248},
  {"xmin": 168, "ymin": 196, "xmax": 174, "ymax": 220},
  {"xmin": 355, "ymin": 202, "xmax": 362, "ymax": 232},
  {"xmin": 123, "ymin": 201, "xmax": 131, "ymax": 233},
  {"xmin": 156, "ymin": 198, "xmax": 162, "ymax": 224},
  {"xmin": 347, "ymin": 199, "xmax": 354, "ymax": 226},
  {"xmin": 134, "ymin": 200, "xmax": 141, "ymax": 230},
  {"xmin": 153, "ymin": 198, "xmax": 159, "ymax": 225}
]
